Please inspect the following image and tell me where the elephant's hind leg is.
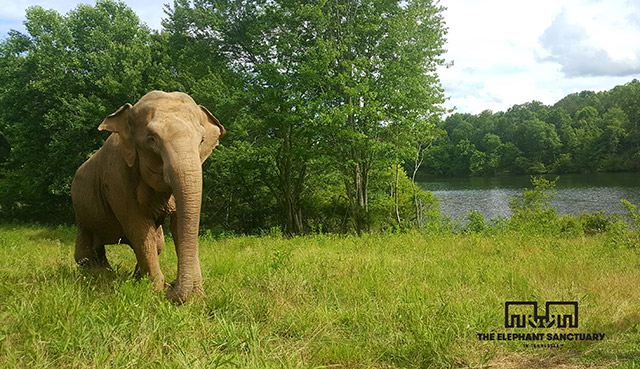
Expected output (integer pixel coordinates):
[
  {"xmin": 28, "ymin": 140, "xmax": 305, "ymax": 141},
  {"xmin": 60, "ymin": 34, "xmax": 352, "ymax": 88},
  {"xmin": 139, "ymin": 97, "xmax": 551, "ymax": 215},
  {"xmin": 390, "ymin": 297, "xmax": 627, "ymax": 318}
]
[
  {"xmin": 156, "ymin": 225, "xmax": 165, "ymax": 255},
  {"xmin": 92, "ymin": 238, "xmax": 111, "ymax": 270},
  {"xmin": 74, "ymin": 226, "xmax": 94, "ymax": 266},
  {"xmin": 74, "ymin": 227, "xmax": 111, "ymax": 269}
]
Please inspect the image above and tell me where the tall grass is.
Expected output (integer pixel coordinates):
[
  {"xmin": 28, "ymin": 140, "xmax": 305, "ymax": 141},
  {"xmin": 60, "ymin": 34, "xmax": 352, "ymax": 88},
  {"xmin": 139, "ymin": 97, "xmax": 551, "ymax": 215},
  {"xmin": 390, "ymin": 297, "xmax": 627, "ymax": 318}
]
[{"xmin": 1, "ymin": 224, "xmax": 640, "ymax": 368}]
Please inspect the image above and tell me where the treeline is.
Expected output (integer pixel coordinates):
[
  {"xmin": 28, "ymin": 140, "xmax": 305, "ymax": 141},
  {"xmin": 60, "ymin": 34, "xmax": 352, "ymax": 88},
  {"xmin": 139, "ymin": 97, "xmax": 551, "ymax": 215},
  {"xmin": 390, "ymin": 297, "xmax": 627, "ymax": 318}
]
[
  {"xmin": 0, "ymin": 0, "xmax": 447, "ymax": 234},
  {"xmin": 424, "ymin": 81, "xmax": 640, "ymax": 176}
]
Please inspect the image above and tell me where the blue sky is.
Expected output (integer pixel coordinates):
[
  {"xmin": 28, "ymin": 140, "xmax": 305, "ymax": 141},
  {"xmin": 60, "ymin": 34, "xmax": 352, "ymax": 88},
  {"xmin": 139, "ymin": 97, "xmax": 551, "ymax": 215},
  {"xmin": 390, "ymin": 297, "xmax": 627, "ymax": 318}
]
[
  {"xmin": 1, "ymin": 0, "xmax": 165, "ymax": 35},
  {"xmin": 2, "ymin": 0, "xmax": 640, "ymax": 114}
]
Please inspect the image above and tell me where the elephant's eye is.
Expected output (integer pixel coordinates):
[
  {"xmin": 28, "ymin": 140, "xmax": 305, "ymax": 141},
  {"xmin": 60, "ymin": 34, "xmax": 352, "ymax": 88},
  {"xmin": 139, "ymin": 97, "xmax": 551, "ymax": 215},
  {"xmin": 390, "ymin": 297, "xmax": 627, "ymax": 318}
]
[
  {"xmin": 146, "ymin": 136, "xmax": 156, "ymax": 148},
  {"xmin": 200, "ymin": 136, "xmax": 205, "ymax": 145}
]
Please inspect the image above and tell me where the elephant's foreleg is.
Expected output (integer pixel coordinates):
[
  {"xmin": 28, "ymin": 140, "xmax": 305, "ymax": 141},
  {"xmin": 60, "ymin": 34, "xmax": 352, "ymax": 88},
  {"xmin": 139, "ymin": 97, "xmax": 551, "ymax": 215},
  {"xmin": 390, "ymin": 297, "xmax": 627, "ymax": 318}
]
[{"xmin": 128, "ymin": 224, "xmax": 165, "ymax": 292}]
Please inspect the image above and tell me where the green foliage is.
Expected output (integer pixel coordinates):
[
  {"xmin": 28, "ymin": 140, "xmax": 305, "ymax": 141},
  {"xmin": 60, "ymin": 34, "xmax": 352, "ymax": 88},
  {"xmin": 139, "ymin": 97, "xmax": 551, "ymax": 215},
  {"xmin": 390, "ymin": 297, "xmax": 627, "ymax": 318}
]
[
  {"xmin": 460, "ymin": 210, "xmax": 510, "ymax": 235},
  {"xmin": 0, "ymin": 0, "xmax": 160, "ymax": 221},
  {"xmin": 165, "ymin": 0, "xmax": 448, "ymax": 234},
  {"xmin": 389, "ymin": 166, "xmax": 443, "ymax": 230},
  {"xmin": 0, "ymin": 0, "xmax": 448, "ymax": 235},
  {"xmin": 506, "ymin": 177, "xmax": 623, "ymax": 238},
  {"xmin": 292, "ymin": 165, "xmax": 443, "ymax": 234},
  {"xmin": 621, "ymin": 199, "xmax": 640, "ymax": 228},
  {"xmin": 508, "ymin": 176, "xmax": 558, "ymax": 233},
  {"xmin": 463, "ymin": 210, "xmax": 486, "ymax": 233},
  {"xmin": 555, "ymin": 215, "xmax": 584, "ymax": 237},
  {"xmin": 609, "ymin": 199, "xmax": 640, "ymax": 249},
  {"xmin": 578, "ymin": 211, "xmax": 621, "ymax": 235},
  {"xmin": 427, "ymin": 79, "xmax": 640, "ymax": 176}
]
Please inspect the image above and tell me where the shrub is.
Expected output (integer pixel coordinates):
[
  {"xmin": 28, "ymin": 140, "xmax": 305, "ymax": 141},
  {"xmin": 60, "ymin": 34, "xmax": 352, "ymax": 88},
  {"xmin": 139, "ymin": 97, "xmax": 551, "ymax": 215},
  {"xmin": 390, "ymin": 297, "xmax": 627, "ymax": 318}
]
[
  {"xmin": 557, "ymin": 215, "xmax": 584, "ymax": 237},
  {"xmin": 578, "ymin": 211, "xmax": 620, "ymax": 235},
  {"xmin": 303, "ymin": 166, "xmax": 444, "ymax": 234},
  {"xmin": 609, "ymin": 199, "xmax": 640, "ymax": 248},
  {"xmin": 508, "ymin": 176, "xmax": 559, "ymax": 234},
  {"xmin": 621, "ymin": 199, "xmax": 640, "ymax": 229},
  {"xmin": 463, "ymin": 210, "xmax": 486, "ymax": 234}
]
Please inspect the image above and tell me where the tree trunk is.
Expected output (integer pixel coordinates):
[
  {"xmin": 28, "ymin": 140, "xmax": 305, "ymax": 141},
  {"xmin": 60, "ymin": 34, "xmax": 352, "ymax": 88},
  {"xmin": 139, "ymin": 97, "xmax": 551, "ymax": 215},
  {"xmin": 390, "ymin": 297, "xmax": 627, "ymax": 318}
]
[
  {"xmin": 395, "ymin": 163, "xmax": 401, "ymax": 225},
  {"xmin": 275, "ymin": 130, "xmax": 306, "ymax": 235},
  {"xmin": 350, "ymin": 163, "xmax": 370, "ymax": 232},
  {"xmin": 411, "ymin": 151, "xmax": 424, "ymax": 227},
  {"xmin": 284, "ymin": 195, "xmax": 303, "ymax": 235}
]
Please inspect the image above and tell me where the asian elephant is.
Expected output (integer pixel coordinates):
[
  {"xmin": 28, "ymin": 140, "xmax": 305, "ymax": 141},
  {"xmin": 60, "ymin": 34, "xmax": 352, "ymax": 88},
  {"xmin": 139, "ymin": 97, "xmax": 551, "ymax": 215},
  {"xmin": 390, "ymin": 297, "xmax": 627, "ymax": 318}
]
[{"xmin": 71, "ymin": 91, "xmax": 225, "ymax": 303}]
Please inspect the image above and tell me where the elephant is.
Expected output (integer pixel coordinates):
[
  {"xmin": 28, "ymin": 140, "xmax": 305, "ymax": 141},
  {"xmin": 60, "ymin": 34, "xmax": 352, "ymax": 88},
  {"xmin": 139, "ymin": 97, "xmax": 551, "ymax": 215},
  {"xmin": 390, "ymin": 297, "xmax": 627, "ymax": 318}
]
[{"xmin": 71, "ymin": 91, "xmax": 225, "ymax": 303}]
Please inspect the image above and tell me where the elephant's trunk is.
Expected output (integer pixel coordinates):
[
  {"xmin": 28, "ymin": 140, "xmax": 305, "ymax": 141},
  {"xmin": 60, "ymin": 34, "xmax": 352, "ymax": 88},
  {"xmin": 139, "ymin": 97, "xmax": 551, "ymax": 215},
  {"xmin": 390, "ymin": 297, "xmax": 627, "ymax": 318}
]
[{"xmin": 165, "ymin": 147, "xmax": 203, "ymax": 303}]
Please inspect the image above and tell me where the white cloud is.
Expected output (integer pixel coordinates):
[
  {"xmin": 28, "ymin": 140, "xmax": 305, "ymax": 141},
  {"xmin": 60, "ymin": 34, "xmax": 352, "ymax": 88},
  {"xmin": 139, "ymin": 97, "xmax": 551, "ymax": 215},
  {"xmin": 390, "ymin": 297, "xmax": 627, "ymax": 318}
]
[
  {"xmin": 539, "ymin": 6, "xmax": 640, "ymax": 77},
  {"xmin": 439, "ymin": 0, "xmax": 640, "ymax": 114},
  {"xmin": 629, "ymin": 1, "xmax": 640, "ymax": 30}
]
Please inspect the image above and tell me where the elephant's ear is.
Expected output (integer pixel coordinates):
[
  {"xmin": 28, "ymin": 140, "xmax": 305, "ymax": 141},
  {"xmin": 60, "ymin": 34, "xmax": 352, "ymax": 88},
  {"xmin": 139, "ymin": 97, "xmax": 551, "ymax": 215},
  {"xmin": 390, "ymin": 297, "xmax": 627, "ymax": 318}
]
[
  {"xmin": 98, "ymin": 103, "xmax": 136, "ymax": 167},
  {"xmin": 198, "ymin": 105, "xmax": 225, "ymax": 163}
]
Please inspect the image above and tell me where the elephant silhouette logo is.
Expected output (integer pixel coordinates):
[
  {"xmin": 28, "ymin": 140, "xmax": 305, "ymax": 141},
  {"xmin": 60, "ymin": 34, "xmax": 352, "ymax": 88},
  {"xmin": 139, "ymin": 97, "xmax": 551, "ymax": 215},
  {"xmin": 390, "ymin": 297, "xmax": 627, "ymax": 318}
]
[{"xmin": 505, "ymin": 301, "xmax": 578, "ymax": 328}]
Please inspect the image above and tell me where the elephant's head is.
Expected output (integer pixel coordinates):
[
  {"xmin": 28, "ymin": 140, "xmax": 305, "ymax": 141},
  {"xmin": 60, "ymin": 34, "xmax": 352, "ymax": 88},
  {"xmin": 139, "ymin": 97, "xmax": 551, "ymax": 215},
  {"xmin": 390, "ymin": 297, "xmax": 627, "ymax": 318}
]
[{"xmin": 98, "ymin": 91, "xmax": 225, "ymax": 302}]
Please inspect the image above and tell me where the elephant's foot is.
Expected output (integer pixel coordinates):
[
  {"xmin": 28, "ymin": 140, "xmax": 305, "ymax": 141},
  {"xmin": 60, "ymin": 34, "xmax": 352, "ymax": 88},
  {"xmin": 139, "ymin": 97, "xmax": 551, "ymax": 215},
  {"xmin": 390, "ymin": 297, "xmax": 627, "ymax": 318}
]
[
  {"xmin": 167, "ymin": 280, "xmax": 190, "ymax": 304},
  {"xmin": 76, "ymin": 257, "xmax": 113, "ymax": 271},
  {"xmin": 152, "ymin": 273, "xmax": 166, "ymax": 293},
  {"xmin": 192, "ymin": 279, "xmax": 205, "ymax": 297},
  {"xmin": 133, "ymin": 263, "xmax": 165, "ymax": 293},
  {"xmin": 167, "ymin": 279, "xmax": 204, "ymax": 304},
  {"xmin": 132, "ymin": 263, "xmax": 141, "ymax": 279}
]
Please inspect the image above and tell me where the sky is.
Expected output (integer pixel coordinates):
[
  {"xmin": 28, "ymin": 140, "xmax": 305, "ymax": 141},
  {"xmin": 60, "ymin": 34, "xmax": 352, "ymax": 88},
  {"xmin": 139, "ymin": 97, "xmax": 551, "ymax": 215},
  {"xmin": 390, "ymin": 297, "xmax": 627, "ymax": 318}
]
[{"xmin": 2, "ymin": 0, "xmax": 640, "ymax": 114}]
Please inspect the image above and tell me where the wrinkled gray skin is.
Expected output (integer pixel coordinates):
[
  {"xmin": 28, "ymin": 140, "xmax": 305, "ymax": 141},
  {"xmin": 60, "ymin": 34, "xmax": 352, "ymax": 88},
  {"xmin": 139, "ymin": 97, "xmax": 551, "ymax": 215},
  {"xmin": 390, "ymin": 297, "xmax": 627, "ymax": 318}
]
[{"xmin": 71, "ymin": 91, "xmax": 225, "ymax": 303}]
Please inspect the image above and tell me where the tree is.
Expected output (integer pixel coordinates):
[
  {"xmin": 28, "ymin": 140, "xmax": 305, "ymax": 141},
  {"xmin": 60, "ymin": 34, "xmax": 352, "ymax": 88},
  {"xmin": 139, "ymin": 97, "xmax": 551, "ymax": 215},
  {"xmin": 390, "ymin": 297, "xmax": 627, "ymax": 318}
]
[
  {"xmin": 513, "ymin": 118, "xmax": 561, "ymax": 164},
  {"xmin": 314, "ymin": 0, "xmax": 447, "ymax": 231},
  {"xmin": 481, "ymin": 133, "xmax": 502, "ymax": 174},
  {"xmin": 166, "ymin": 0, "xmax": 343, "ymax": 234},
  {"xmin": 407, "ymin": 118, "xmax": 443, "ymax": 226},
  {"xmin": 450, "ymin": 139, "xmax": 477, "ymax": 176},
  {"xmin": 554, "ymin": 90, "xmax": 603, "ymax": 117},
  {"xmin": 0, "ymin": 0, "xmax": 156, "ymax": 221}
]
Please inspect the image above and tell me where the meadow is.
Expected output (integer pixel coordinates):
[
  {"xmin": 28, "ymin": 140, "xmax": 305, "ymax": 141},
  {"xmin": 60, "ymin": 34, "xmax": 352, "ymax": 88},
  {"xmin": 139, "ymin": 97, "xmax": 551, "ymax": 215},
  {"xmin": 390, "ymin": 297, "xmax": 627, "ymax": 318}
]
[
  {"xmin": 2, "ymin": 3, "xmax": 639, "ymax": 368},
  {"xmin": 1, "ymin": 224, "xmax": 639, "ymax": 368}
]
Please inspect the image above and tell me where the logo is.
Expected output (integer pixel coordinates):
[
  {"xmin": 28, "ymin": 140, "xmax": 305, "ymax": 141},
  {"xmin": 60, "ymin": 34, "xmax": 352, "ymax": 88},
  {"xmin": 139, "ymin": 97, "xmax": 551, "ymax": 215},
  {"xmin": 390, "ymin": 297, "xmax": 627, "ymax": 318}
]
[
  {"xmin": 505, "ymin": 301, "xmax": 578, "ymax": 328},
  {"xmin": 476, "ymin": 300, "xmax": 605, "ymax": 347}
]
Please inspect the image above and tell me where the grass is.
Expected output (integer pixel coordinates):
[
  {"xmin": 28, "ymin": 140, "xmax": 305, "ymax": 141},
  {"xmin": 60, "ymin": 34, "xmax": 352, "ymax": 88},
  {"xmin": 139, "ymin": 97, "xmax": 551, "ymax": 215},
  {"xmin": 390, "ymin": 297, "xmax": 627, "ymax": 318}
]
[{"xmin": 1, "ymin": 224, "xmax": 640, "ymax": 368}]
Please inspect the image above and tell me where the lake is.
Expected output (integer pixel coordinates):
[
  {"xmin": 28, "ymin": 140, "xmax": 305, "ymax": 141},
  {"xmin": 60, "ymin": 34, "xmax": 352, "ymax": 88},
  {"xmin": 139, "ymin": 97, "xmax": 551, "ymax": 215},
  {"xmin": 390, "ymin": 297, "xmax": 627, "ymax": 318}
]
[{"xmin": 418, "ymin": 172, "xmax": 640, "ymax": 221}]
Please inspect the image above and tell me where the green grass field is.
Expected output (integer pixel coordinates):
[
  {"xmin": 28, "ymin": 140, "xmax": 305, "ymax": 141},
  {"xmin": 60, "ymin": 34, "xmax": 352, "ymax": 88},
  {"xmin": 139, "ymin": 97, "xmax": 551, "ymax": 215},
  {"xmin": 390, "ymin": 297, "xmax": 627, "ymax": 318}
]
[{"xmin": 1, "ymin": 224, "xmax": 639, "ymax": 368}]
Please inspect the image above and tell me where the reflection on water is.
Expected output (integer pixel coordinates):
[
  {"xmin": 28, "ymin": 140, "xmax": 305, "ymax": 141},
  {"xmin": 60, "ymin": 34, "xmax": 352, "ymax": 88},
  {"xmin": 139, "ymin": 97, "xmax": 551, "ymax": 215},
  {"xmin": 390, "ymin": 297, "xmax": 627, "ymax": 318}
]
[{"xmin": 418, "ymin": 172, "xmax": 640, "ymax": 221}]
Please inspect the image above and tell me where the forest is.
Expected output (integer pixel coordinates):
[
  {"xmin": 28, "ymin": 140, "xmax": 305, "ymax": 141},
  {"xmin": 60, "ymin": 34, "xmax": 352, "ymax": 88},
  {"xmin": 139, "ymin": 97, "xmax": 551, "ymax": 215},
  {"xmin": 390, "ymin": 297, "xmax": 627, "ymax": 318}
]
[
  {"xmin": 428, "ymin": 83, "xmax": 640, "ymax": 177},
  {"xmin": 0, "ymin": 0, "xmax": 639, "ymax": 236}
]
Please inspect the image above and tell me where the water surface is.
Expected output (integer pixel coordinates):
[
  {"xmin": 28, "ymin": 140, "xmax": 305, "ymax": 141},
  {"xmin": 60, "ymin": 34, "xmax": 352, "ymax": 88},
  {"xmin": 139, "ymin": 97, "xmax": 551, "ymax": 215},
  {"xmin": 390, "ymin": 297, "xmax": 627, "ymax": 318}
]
[{"xmin": 418, "ymin": 173, "xmax": 640, "ymax": 221}]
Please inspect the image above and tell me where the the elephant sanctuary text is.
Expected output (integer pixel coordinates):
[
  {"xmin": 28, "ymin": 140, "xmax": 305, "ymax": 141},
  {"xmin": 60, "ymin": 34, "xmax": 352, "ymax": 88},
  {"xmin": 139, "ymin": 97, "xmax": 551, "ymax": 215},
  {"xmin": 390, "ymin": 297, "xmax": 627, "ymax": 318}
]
[{"xmin": 476, "ymin": 332, "xmax": 606, "ymax": 341}]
